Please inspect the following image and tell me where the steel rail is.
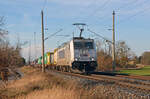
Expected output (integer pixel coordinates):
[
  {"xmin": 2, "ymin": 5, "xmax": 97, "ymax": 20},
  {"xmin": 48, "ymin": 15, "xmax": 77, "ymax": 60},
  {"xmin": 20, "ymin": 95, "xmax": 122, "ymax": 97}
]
[{"xmin": 48, "ymin": 69, "xmax": 150, "ymax": 92}]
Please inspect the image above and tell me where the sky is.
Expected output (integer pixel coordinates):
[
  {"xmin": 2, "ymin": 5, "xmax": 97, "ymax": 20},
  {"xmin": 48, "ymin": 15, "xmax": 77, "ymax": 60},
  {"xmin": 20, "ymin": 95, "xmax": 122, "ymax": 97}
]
[{"xmin": 0, "ymin": 0, "xmax": 150, "ymax": 60}]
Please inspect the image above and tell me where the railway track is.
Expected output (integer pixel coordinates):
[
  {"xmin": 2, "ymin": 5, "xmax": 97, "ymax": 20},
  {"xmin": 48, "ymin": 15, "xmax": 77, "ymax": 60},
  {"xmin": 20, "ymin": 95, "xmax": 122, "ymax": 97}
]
[
  {"xmin": 116, "ymin": 75, "xmax": 150, "ymax": 81},
  {"xmin": 47, "ymin": 69, "xmax": 150, "ymax": 93},
  {"xmin": 91, "ymin": 74, "xmax": 150, "ymax": 92},
  {"xmin": 91, "ymin": 74, "xmax": 150, "ymax": 86}
]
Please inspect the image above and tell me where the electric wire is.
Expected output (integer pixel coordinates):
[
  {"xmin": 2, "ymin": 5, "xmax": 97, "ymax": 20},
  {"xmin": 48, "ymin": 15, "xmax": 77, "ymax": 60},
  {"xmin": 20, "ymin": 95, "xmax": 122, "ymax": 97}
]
[
  {"xmin": 89, "ymin": 0, "xmax": 149, "ymax": 26},
  {"xmin": 116, "ymin": 0, "xmax": 139, "ymax": 11},
  {"xmin": 87, "ymin": 0, "xmax": 111, "ymax": 17},
  {"xmin": 44, "ymin": 29, "xmax": 63, "ymax": 41},
  {"xmin": 117, "ymin": 5, "xmax": 150, "ymax": 25},
  {"xmin": 87, "ymin": 28, "xmax": 112, "ymax": 43},
  {"xmin": 116, "ymin": 0, "xmax": 150, "ymax": 25},
  {"xmin": 78, "ymin": 0, "xmax": 112, "ymax": 24}
]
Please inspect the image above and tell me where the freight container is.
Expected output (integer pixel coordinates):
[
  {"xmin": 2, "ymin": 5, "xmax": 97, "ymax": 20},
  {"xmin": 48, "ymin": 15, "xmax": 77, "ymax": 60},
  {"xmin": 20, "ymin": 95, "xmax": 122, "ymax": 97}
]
[
  {"xmin": 50, "ymin": 53, "xmax": 54, "ymax": 64},
  {"xmin": 38, "ymin": 57, "xmax": 42, "ymax": 65},
  {"xmin": 54, "ymin": 49, "xmax": 58, "ymax": 65},
  {"xmin": 37, "ymin": 52, "xmax": 54, "ymax": 66},
  {"xmin": 46, "ymin": 52, "xmax": 54, "ymax": 65},
  {"xmin": 44, "ymin": 53, "xmax": 48, "ymax": 65}
]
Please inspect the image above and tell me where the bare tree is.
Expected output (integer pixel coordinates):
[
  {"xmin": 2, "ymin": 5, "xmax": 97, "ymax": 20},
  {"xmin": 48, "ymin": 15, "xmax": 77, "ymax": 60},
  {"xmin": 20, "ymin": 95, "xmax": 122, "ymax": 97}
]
[
  {"xmin": 0, "ymin": 17, "xmax": 25, "ymax": 70},
  {"xmin": 96, "ymin": 40, "xmax": 112, "ymax": 71},
  {"xmin": 115, "ymin": 41, "xmax": 136, "ymax": 68},
  {"xmin": 0, "ymin": 16, "xmax": 26, "ymax": 81},
  {"xmin": 141, "ymin": 52, "xmax": 150, "ymax": 65},
  {"xmin": 96, "ymin": 39, "xmax": 136, "ymax": 71}
]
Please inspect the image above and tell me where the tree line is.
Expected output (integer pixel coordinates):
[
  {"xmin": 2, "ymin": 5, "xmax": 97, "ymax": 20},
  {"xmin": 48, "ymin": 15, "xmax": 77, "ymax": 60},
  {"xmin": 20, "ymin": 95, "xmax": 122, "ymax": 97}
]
[
  {"xmin": 0, "ymin": 16, "xmax": 25, "ymax": 71},
  {"xmin": 96, "ymin": 38, "xmax": 150, "ymax": 71},
  {"xmin": 96, "ymin": 39, "xmax": 137, "ymax": 71},
  {"xmin": 138, "ymin": 52, "xmax": 150, "ymax": 65}
]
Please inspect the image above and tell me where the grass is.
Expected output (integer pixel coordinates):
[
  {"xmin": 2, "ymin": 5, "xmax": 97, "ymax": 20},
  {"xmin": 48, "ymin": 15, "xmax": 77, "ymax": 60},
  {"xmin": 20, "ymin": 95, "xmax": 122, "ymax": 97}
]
[
  {"xmin": 0, "ymin": 67, "xmax": 74, "ymax": 98},
  {"xmin": 0, "ymin": 66, "xmax": 149, "ymax": 99},
  {"xmin": 117, "ymin": 65, "xmax": 150, "ymax": 76}
]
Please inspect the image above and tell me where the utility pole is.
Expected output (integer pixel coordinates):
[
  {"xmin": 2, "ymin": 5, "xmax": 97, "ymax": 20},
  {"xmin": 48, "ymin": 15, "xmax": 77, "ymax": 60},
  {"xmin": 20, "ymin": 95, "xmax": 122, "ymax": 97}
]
[
  {"xmin": 28, "ymin": 40, "xmax": 31, "ymax": 65},
  {"xmin": 112, "ymin": 10, "xmax": 116, "ymax": 72},
  {"xmin": 34, "ymin": 32, "xmax": 37, "ymax": 59},
  {"xmin": 41, "ymin": 10, "xmax": 45, "ymax": 72}
]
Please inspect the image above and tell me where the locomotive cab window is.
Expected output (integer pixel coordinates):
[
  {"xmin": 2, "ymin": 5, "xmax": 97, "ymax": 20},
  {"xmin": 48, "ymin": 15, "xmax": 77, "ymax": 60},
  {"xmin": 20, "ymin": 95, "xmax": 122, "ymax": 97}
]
[
  {"xmin": 74, "ymin": 42, "xmax": 83, "ymax": 49},
  {"xmin": 85, "ymin": 42, "xmax": 93, "ymax": 49}
]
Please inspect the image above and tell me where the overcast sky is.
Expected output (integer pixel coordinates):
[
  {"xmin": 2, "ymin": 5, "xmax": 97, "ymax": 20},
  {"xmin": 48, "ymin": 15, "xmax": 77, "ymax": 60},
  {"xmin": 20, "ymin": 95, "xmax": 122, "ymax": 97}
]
[{"xmin": 0, "ymin": 0, "xmax": 150, "ymax": 60}]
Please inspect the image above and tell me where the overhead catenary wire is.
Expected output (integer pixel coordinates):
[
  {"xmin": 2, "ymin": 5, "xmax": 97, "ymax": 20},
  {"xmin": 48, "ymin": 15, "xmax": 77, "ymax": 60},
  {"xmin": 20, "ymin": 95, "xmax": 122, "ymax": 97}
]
[
  {"xmin": 56, "ymin": 35, "xmax": 70, "ymax": 37},
  {"xmin": 44, "ymin": 29, "xmax": 63, "ymax": 41},
  {"xmin": 116, "ymin": 0, "xmax": 150, "ymax": 25},
  {"xmin": 97, "ymin": 0, "xmax": 149, "ymax": 26},
  {"xmin": 87, "ymin": 28, "xmax": 112, "ymax": 43},
  {"xmin": 88, "ymin": 0, "xmax": 149, "ymax": 26},
  {"xmin": 117, "ymin": 5, "xmax": 150, "ymax": 25},
  {"xmin": 129, "ymin": 0, "xmax": 149, "ymax": 9},
  {"xmin": 76, "ymin": 0, "xmax": 112, "ymax": 25},
  {"xmin": 86, "ymin": 0, "xmax": 111, "ymax": 18},
  {"xmin": 115, "ymin": 0, "xmax": 139, "ymax": 11}
]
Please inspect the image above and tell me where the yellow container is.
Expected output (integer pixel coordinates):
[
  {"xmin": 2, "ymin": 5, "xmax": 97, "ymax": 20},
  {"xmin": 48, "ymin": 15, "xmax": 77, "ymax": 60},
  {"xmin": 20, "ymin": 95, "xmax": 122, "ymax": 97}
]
[
  {"xmin": 47, "ymin": 52, "xmax": 51, "ymax": 65},
  {"xmin": 46, "ymin": 52, "xmax": 54, "ymax": 65}
]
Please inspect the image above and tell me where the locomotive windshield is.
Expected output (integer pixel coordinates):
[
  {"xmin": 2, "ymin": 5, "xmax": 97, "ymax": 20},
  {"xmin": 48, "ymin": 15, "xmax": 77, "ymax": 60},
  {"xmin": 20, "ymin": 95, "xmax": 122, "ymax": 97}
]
[
  {"xmin": 85, "ymin": 42, "xmax": 93, "ymax": 49},
  {"xmin": 74, "ymin": 42, "xmax": 82, "ymax": 49},
  {"xmin": 74, "ymin": 42, "xmax": 93, "ymax": 49}
]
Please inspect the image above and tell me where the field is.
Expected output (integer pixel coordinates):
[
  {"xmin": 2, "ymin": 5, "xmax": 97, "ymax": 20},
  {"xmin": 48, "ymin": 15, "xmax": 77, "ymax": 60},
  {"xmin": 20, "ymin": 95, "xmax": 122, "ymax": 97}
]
[{"xmin": 118, "ymin": 65, "xmax": 150, "ymax": 76}]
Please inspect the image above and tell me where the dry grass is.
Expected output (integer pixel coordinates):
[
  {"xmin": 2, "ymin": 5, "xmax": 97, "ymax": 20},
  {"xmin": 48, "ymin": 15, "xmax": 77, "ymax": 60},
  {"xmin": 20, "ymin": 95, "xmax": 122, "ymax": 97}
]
[
  {"xmin": 17, "ymin": 86, "xmax": 79, "ymax": 99},
  {"xmin": 0, "ymin": 66, "xmax": 79, "ymax": 99},
  {"xmin": 20, "ymin": 66, "xmax": 38, "ymax": 74},
  {"xmin": 0, "ymin": 66, "xmax": 149, "ymax": 99}
]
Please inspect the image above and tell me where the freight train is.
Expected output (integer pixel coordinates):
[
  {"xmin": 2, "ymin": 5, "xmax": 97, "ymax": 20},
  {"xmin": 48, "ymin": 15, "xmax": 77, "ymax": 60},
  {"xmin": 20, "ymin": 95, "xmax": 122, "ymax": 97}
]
[
  {"xmin": 38, "ymin": 52, "xmax": 54, "ymax": 66},
  {"xmin": 37, "ymin": 37, "xmax": 97, "ymax": 73}
]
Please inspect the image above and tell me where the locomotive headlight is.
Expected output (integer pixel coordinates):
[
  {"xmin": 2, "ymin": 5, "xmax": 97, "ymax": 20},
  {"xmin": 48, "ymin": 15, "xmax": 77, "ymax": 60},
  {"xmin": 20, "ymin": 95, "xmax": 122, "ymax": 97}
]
[
  {"xmin": 75, "ymin": 58, "xmax": 78, "ymax": 61},
  {"xmin": 91, "ymin": 57, "xmax": 95, "ymax": 61}
]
